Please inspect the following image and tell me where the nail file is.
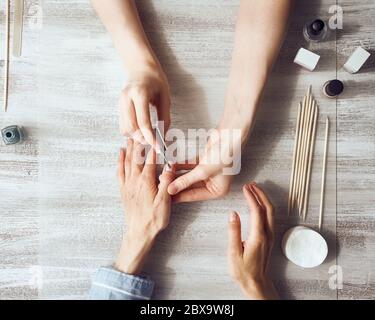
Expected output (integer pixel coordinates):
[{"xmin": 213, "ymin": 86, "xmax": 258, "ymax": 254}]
[
  {"xmin": 155, "ymin": 127, "xmax": 169, "ymax": 165},
  {"xmin": 156, "ymin": 126, "xmax": 168, "ymax": 151},
  {"xmin": 150, "ymin": 105, "xmax": 170, "ymax": 166},
  {"xmin": 13, "ymin": 0, "xmax": 24, "ymax": 57}
]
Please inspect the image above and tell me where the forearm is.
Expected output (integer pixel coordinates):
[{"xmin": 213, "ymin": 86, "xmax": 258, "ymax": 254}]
[
  {"xmin": 88, "ymin": 232, "xmax": 157, "ymax": 300},
  {"xmin": 221, "ymin": 0, "xmax": 293, "ymax": 136},
  {"xmin": 91, "ymin": 0, "xmax": 159, "ymax": 71}
]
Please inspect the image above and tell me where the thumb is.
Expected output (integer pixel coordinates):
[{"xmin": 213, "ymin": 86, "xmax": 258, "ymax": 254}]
[
  {"xmin": 228, "ymin": 211, "xmax": 243, "ymax": 259},
  {"xmin": 167, "ymin": 165, "xmax": 208, "ymax": 195}
]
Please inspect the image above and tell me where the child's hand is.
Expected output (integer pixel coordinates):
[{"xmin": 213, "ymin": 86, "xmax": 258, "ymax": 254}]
[
  {"xmin": 119, "ymin": 64, "xmax": 171, "ymax": 152},
  {"xmin": 227, "ymin": 182, "xmax": 278, "ymax": 300}
]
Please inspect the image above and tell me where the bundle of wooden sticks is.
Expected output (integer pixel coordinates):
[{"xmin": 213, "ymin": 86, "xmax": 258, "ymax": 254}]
[
  {"xmin": 288, "ymin": 86, "xmax": 319, "ymax": 219},
  {"xmin": 3, "ymin": 0, "xmax": 24, "ymax": 112}
]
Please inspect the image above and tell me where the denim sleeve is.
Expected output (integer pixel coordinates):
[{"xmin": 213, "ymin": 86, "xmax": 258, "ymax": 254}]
[{"xmin": 88, "ymin": 266, "xmax": 155, "ymax": 300}]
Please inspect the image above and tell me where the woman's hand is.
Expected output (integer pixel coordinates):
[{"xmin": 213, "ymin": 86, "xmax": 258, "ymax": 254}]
[
  {"xmin": 119, "ymin": 63, "xmax": 171, "ymax": 151},
  {"xmin": 91, "ymin": 0, "xmax": 171, "ymax": 150},
  {"xmin": 115, "ymin": 139, "xmax": 175, "ymax": 275},
  {"xmin": 167, "ymin": 128, "xmax": 242, "ymax": 202},
  {"xmin": 228, "ymin": 182, "xmax": 278, "ymax": 300}
]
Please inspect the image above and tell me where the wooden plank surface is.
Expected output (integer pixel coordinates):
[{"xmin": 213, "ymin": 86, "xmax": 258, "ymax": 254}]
[
  {"xmin": 0, "ymin": 0, "xmax": 373, "ymax": 300},
  {"xmin": 336, "ymin": 0, "xmax": 375, "ymax": 300},
  {"xmin": 0, "ymin": 0, "xmax": 40, "ymax": 299}
]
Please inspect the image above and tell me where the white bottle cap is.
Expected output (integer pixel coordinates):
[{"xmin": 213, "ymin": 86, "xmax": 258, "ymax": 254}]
[
  {"xmin": 343, "ymin": 47, "xmax": 371, "ymax": 74},
  {"xmin": 294, "ymin": 48, "xmax": 321, "ymax": 71}
]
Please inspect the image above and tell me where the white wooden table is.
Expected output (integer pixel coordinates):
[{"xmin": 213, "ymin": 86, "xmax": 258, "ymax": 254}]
[{"xmin": 0, "ymin": 0, "xmax": 374, "ymax": 300}]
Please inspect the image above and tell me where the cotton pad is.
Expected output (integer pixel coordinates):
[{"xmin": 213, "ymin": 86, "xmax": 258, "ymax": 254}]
[
  {"xmin": 282, "ymin": 226, "xmax": 328, "ymax": 268},
  {"xmin": 294, "ymin": 48, "xmax": 321, "ymax": 71},
  {"xmin": 343, "ymin": 47, "xmax": 371, "ymax": 73}
]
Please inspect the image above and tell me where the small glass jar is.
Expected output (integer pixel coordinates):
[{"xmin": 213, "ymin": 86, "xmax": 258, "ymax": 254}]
[
  {"xmin": 323, "ymin": 80, "xmax": 344, "ymax": 98},
  {"xmin": 303, "ymin": 19, "xmax": 328, "ymax": 43}
]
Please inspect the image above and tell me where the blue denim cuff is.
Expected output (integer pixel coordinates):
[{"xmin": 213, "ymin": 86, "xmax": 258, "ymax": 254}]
[{"xmin": 89, "ymin": 266, "xmax": 155, "ymax": 300}]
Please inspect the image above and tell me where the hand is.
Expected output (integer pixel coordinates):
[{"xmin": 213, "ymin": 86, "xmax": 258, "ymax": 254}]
[
  {"xmin": 167, "ymin": 128, "xmax": 242, "ymax": 203},
  {"xmin": 119, "ymin": 63, "xmax": 171, "ymax": 151},
  {"xmin": 228, "ymin": 182, "xmax": 278, "ymax": 300},
  {"xmin": 115, "ymin": 139, "xmax": 175, "ymax": 275}
]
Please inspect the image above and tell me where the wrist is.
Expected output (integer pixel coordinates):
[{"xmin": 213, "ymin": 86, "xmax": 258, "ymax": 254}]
[
  {"xmin": 217, "ymin": 115, "xmax": 252, "ymax": 148},
  {"xmin": 126, "ymin": 55, "xmax": 162, "ymax": 74},
  {"xmin": 220, "ymin": 79, "xmax": 264, "ymax": 138},
  {"xmin": 115, "ymin": 35, "xmax": 162, "ymax": 76},
  {"xmin": 240, "ymin": 277, "xmax": 278, "ymax": 300},
  {"xmin": 114, "ymin": 231, "xmax": 156, "ymax": 275}
]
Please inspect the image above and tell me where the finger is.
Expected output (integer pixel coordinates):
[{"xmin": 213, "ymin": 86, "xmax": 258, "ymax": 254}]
[
  {"xmin": 125, "ymin": 138, "xmax": 134, "ymax": 178},
  {"xmin": 228, "ymin": 211, "xmax": 243, "ymax": 258},
  {"xmin": 251, "ymin": 183, "xmax": 274, "ymax": 238},
  {"xmin": 119, "ymin": 96, "xmax": 146, "ymax": 144},
  {"xmin": 247, "ymin": 183, "xmax": 265, "ymax": 210},
  {"xmin": 167, "ymin": 165, "xmax": 209, "ymax": 195},
  {"xmin": 156, "ymin": 163, "xmax": 176, "ymax": 201},
  {"xmin": 174, "ymin": 157, "xmax": 199, "ymax": 171},
  {"xmin": 157, "ymin": 92, "xmax": 171, "ymax": 130},
  {"xmin": 118, "ymin": 148, "xmax": 125, "ymax": 185},
  {"xmin": 174, "ymin": 176, "xmax": 206, "ymax": 189},
  {"xmin": 143, "ymin": 147, "xmax": 157, "ymax": 178},
  {"xmin": 131, "ymin": 129, "xmax": 147, "ymax": 145},
  {"xmin": 172, "ymin": 186, "xmax": 216, "ymax": 203},
  {"xmin": 243, "ymin": 184, "xmax": 266, "ymax": 241},
  {"xmin": 133, "ymin": 95, "xmax": 159, "ymax": 152},
  {"xmin": 175, "ymin": 163, "xmax": 198, "ymax": 171},
  {"xmin": 131, "ymin": 140, "xmax": 146, "ymax": 174}
]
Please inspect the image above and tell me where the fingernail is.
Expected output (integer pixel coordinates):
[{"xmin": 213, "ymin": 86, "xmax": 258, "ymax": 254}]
[
  {"xmin": 168, "ymin": 184, "xmax": 178, "ymax": 195},
  {"xmin": 229, "ymin": 212, "xmax": 238, "ymax": 223}
]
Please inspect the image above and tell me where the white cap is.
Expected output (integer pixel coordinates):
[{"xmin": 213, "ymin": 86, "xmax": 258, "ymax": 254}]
[
  {"xmin": 343, "ymin": 47, "xmax": 371, "ymax": 74},
  {"xmin": 294, "ymin": 48, "xmax": 321, "ymax": 71}
]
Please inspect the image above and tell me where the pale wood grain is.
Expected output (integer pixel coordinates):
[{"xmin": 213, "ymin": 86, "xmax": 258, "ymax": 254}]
[
  {"xmin": 0, "ymin": 0, "xmax": 373, "ymax": 300},
  {"xmin": 336, "ymin": 0, "xmax": 375, "ymax": 300},
  {"xmin": 0, "ymin": 0, "xmax": 41, "ymax": 299}
]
